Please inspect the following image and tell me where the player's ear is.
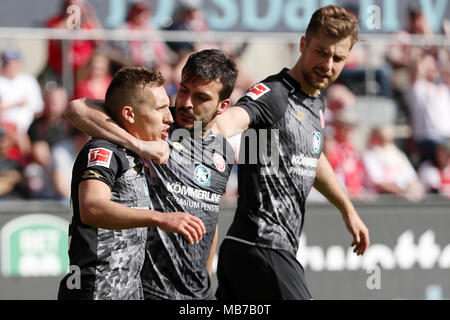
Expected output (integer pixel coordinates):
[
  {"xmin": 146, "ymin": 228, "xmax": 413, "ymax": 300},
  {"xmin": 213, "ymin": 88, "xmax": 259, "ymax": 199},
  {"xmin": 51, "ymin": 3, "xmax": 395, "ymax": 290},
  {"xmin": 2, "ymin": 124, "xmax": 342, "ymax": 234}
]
[
  {"xmin": 300, "ymin": 36, "xmax": 308, "ymax": 54},
  {"xmin": 121, "ymin": 106, "xmax": 135, "ymax": 124},
  {"xmin": 216, "ymin": 99, "xmax": 231, "ymax": 116}
]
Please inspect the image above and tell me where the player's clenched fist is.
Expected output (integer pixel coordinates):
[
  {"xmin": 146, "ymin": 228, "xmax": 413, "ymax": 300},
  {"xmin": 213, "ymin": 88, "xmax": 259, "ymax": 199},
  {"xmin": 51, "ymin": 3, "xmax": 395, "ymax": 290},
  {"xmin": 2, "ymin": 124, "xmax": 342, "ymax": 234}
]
[{"xmin": 157, "ymin": 211, "xmax": 206, "ymax": 245}]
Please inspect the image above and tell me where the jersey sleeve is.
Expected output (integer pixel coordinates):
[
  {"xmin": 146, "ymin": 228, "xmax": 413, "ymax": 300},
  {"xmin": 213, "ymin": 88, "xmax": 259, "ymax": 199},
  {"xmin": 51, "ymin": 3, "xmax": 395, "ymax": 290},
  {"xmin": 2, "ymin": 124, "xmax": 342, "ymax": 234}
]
[
  {"xmin": 76, "ymin": 143, "xmax": 124, "ymax": 190},
  {"xmin": 236, "ymin": 82, "xmax": 286, "ymax": 129}
]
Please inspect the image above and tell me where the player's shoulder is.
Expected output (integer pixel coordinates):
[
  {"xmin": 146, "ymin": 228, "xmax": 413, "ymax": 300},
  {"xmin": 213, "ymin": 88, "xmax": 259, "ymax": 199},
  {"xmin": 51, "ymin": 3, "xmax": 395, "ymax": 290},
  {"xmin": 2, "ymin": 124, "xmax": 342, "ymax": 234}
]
[
  {"xmin": 241, "ymin": 69, "xmax": 290, "ymax": 103},
  {"xmin": 81, "ymin": 138, "xmax": 124, "ymax": 154},
  {"xmin": 77, "ymin": 138, "xmax": 130, "ymax": 169}
]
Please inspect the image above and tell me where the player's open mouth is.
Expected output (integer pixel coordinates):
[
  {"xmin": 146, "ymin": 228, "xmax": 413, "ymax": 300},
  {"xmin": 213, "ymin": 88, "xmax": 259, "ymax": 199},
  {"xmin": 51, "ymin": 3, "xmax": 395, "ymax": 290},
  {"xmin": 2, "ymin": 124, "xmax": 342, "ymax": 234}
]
[{"xmin": 161, "ymin": 127, "xmax": 170, "ymax": 139}]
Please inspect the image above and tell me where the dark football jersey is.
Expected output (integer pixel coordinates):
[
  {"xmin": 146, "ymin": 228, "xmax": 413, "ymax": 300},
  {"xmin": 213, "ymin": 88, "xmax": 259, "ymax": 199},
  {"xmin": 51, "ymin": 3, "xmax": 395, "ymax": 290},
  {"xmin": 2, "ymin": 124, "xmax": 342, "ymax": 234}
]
[
  {"xmin": 58, "ymin": 139, "xmax": 151, "ymax": 300},
  {"xmin": 226, "ymin": 68, "xmax": 326, "ymax": 255},
  {"xmin": 140, "ymin": 122, "xmax": 234, "ymax": 300}
]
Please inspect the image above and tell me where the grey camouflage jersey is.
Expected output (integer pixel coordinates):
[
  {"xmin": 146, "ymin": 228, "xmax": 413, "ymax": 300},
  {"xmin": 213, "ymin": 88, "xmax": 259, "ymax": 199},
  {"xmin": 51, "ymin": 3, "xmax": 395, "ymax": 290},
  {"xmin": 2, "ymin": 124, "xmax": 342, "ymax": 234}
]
[
  {"xmin": 140, "ymin": 122, "xmax": 234, "ymax": 300},
  {"xmin": 58, "ymin": 139, "xmax": 150, "ymax": 300},
  {"xmin": 226, "ymin": 68, "xmax": 326, "ymax": 255}
]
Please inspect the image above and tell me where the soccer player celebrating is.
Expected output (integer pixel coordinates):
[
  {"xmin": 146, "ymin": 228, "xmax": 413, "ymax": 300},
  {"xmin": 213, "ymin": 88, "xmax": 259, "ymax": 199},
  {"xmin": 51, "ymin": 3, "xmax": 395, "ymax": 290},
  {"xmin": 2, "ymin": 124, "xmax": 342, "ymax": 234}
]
[
  {"xmin": 58, "ymin": 68, "xmax": 206, "ymax": 299},
  {"xmin": 214, "ymin": 5, "xmax": 370, "ymax": 300},
  {"xmin": 65, "ymin": 50, "xmax": 238, "ymax": 299}
]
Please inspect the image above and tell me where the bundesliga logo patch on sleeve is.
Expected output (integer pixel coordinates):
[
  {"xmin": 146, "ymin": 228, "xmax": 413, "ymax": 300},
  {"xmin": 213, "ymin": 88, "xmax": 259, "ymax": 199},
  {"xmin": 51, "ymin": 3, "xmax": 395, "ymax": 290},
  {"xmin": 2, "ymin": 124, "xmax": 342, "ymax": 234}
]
[
  {"xmin": 246, "ymin": 83, "xmax": 270, "ymax": 100},
  {"xmin": 87, "ymin": 148, "xmax": 112, "ymax": 168}
]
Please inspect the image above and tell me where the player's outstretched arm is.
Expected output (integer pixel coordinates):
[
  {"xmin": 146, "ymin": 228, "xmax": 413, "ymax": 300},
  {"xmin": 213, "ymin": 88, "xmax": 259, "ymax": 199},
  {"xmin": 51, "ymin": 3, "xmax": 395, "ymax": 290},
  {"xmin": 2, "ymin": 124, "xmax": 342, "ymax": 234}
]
[
  {"xmin": 313, "ymin": 153, "xmax": 370, "ymax": 256},
  {"xmin": 79, "ymin": 179, "xmax": 206, "ymax": 245},
  {"xmin": 216, "ymin": 106, "xmax": 251, "ymax": 138},
  {"xmin": 65, "ymin": 98, "xmax": 169, "ymax": 164}
]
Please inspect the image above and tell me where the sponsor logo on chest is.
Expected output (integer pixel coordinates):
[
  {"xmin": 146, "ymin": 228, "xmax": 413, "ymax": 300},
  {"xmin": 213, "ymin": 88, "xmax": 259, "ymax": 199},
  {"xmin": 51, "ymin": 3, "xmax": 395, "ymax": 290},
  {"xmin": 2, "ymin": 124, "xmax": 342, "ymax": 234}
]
[{"xmin": 194, "ymin": 163, "xmax": 211, "ymax": 186}]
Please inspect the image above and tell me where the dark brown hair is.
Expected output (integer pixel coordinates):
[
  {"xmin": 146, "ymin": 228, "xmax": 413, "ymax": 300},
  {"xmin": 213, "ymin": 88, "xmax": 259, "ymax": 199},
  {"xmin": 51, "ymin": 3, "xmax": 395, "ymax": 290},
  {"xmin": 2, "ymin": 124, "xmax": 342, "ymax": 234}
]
[
  {"xmin": 306, "ymin": 5, "xmax": 360, "ymax": 47},
  {"xmin": 182, "ymin": 49, "xmax": 238, "ymax": 101}
]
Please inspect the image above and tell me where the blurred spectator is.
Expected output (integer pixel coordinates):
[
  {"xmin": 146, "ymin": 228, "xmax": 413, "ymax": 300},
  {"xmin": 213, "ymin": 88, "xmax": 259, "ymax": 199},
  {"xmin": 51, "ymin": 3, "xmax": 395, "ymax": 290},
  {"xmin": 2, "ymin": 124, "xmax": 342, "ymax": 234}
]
[
  {"xmin": 164, "ymin": 0, "xmax": 217, "ymax": 56},
  {"xmin": 155, "ymin": 62, "xmax": 178, "ymax": 105},
  {"xmin": 51, "ymin": 128, "xmax": 89, "ymax": 201},
  {"xmin": 0, "ymin": 47, "xmax": 44, "ymax": 156},
  {"xmin": 324, "ymin": 84, "xmax": 356, "ymax": 124},
  {"xmin": 386, "ymin": 5, "xmax": 435, "ymax": 87},
  {"xmin": 324, "ymin": 108, "xmax": 372, "ymax": 200},
  {"xmin": 73, "ymin": 51, "xmax": 112, "ymax": 100},
  {"xmin": 384, "ymin": 5, "xmax": 444, "ymax": 125},
  {"xmin": 0, "ymin": 48, "xmax": 45, "ymax": 133},
  {"xmin": 112, "ymin": 1, "xmax": 169, "ymax": 69},
  {"xmin": 362, "ymin": 125, "xmax": 425, "ymax": 202},
  {"xmin": 404, "ymin": 53, "xmax": 450, "ymax": 164},
  {"xmin": 418, "ymin": 138, "xmax": 450, "ymax": 199},
  {"xmin": 227, "ymin": 44, "xmax": 255, "ymax": 105},
  {"xmin": 25, "ymin": 86, "xmax": 72, "ymax": 199},
  {"xmin": 40, "ymin": 0, "xmax": 102, "ymax": 86},
  {"xmin": 0, "ymin": 124, "xmax": 25, "ymax": 199},
  {"xmin": 336, "ymin": 4, "xmax": 392, "ymax": 98},
  {"xmin": 0, "ymin": 121, "xmax": 27, "ymax": 166},
  {"xmin": 323, "ymin": 84, "xmax": 356, "ymax": 147},
  {"xmin": 385, "ymin": 6, "xmax": 438, "ymax": 113}
]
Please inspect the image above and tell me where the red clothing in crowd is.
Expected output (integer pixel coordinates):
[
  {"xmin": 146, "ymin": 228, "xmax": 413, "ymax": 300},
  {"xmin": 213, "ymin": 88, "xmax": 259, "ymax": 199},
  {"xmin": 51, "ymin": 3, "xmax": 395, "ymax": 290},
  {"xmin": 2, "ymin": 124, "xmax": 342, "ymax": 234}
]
[
  {"xmin": 73, "ymin": 76, "xmax": 112, "ymax": 100},
  {"xmin": 123, "ymin": 21, "xmax": 168, "ymax": 67},
  {"xmin": 419, "ymin": 161, "xmax": 450, "ymax": 199},
  {"xmin": 326, "ymin": 141, "xmax": 367, "ymax": 197},
  {"xmin": 439, "ymin": 168, "xmax": 450, "ymax": 198},
  {"xmin": 45, "ymin": 16, "xmax": 97, "ymax": 74}
]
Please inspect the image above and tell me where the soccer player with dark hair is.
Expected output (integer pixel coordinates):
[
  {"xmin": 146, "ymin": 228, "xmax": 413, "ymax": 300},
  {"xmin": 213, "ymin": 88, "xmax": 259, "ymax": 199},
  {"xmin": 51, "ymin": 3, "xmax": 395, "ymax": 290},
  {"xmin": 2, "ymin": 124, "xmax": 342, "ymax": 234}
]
[
  {"xmin": 65, "ymin": 49, "xmax": 239, "ymax": 299},
  {"xmin": 57, "ymin": 67, "xmax": 205, "ymax": 299},
  {"xmin": 214, "ymin": 5, "xmax": 370, "ymax": 300}
]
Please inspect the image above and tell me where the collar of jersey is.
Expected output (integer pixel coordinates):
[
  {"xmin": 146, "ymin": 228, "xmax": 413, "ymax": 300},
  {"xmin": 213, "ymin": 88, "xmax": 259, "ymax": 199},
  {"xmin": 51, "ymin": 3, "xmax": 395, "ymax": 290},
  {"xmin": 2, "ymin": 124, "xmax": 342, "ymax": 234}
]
[
  {"xmin": 281, "ymin": 68, "xmax": 321, "ymax": 99},
  {"xmin": 170, "ymin": 123, "xmax": 216, "ymax": 146}
]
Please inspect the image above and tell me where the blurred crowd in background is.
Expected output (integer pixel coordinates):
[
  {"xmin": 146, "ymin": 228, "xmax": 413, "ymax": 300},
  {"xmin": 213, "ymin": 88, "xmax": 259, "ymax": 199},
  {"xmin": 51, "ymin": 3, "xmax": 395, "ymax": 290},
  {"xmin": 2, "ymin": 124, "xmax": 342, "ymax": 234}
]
[{"xmin": 0, "ymin": 0, "xmax": 449, "ymax": 205}]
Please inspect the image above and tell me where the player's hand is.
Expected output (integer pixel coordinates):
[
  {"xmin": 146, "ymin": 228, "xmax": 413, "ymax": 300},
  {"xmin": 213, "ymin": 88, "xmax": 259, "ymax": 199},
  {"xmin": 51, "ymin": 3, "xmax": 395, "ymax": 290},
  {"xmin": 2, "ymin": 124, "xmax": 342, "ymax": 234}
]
[
  {"xmin": 343, "ymin": 211, "xmax": 370, "ymax": 256},
  {"xmin": 136, "ymin": 140, "xmax": 170, "ymax": 164},
  {"xmin": 158, "ymin": 212, "xmax": 206, "ymax": 245}
]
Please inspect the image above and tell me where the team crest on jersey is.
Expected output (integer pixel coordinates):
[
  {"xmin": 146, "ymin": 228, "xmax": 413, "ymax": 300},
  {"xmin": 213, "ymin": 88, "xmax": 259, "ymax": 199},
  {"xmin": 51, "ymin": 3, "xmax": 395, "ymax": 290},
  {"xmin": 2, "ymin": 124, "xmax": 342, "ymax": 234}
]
[
  {"xmin": 246, "ymin": 83, "xmax": 270, "ymax": 100},
  {"xmin": 312, "ymin": 132, "xmax": 322, "ymax": 154},
  {"xmin": 88, "ymin": 148, "xmax": 112, "ymax": 168},
  {"xmin": 213, "ymin": 152, "xmax": 226, "ymax": 172},
  {"xmin": 194, "ymin": 163, "xmax": 211, "ymax": 186}
]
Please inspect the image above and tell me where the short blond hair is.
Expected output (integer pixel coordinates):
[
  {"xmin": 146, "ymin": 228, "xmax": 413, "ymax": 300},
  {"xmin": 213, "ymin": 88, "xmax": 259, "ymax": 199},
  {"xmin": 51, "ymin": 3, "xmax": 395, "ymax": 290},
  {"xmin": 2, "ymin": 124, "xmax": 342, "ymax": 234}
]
[{"xmin": 306, "ymin": 5, "xmax": 360, "ymax": 47}]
